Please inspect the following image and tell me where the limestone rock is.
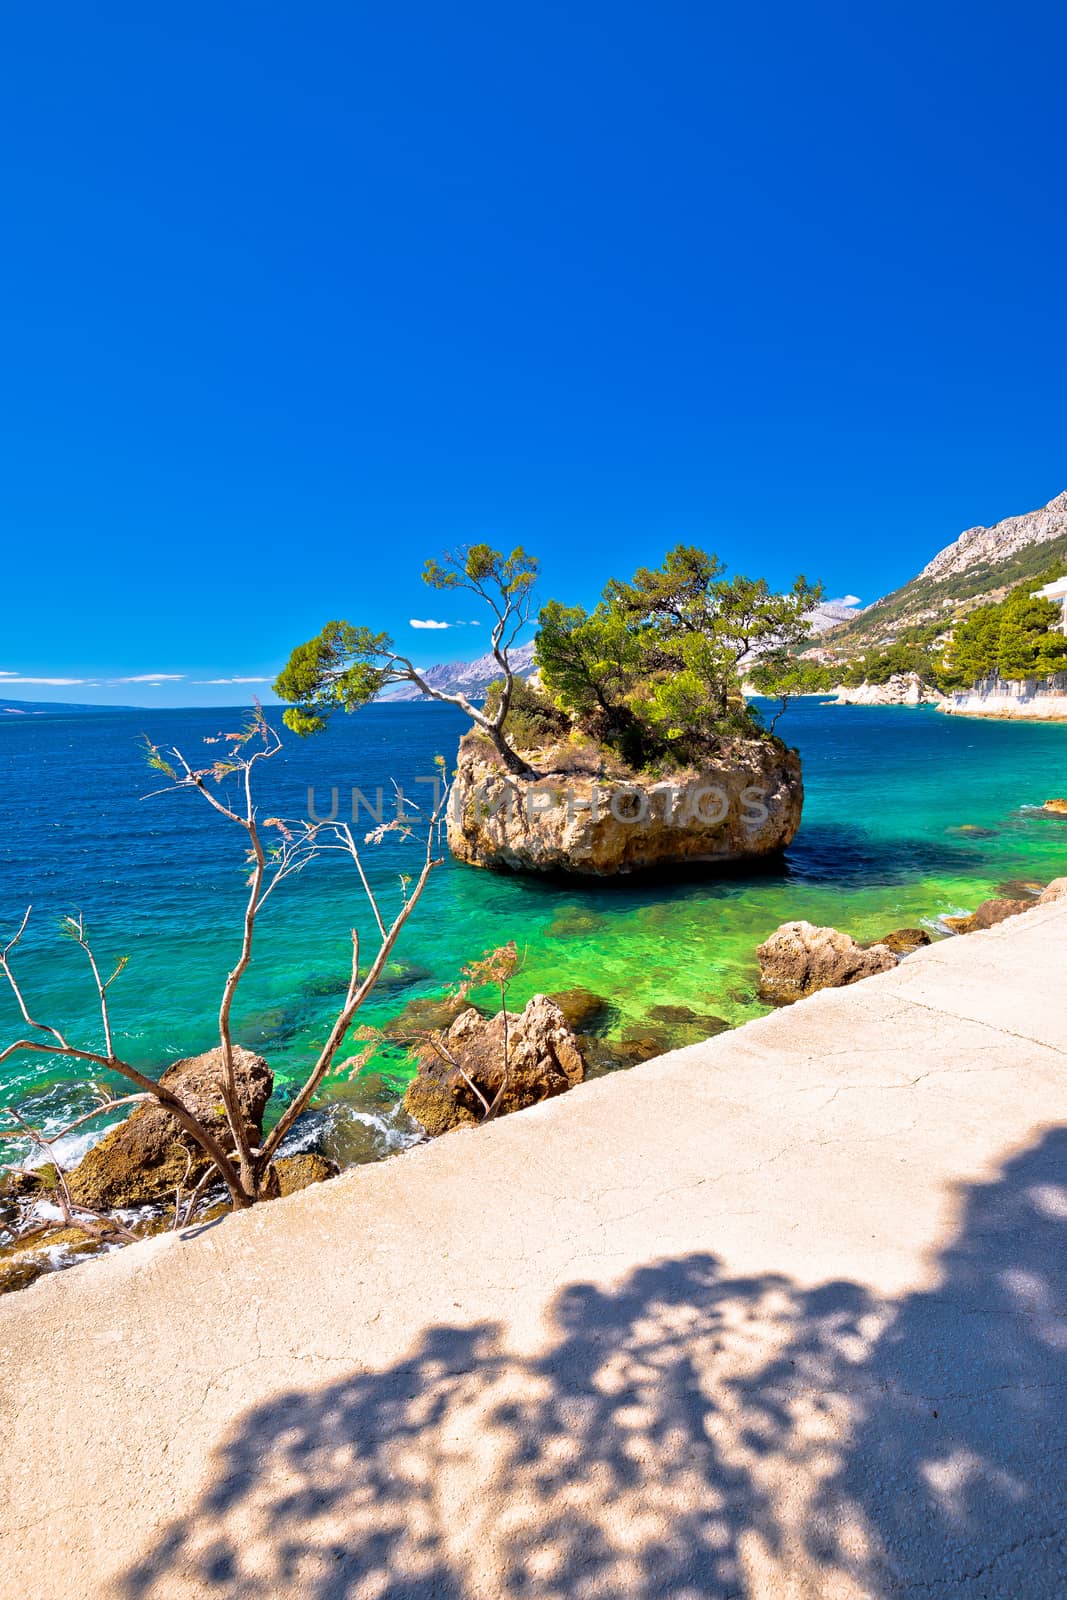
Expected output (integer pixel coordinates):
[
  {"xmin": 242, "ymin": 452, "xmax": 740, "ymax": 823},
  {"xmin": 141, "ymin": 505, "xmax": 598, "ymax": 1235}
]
[
  {"xmin": 67, "ymin": 1047, "xmax": 272, "ymax": 1211},
  {"xmin": 943, "ymin": 898, "xmax": 1031, "ymax": 935},
  {"xmin": 919, "ymin": 490, "xmax": 1067, "ymax": 582},
  {"xmin": 1042, "ymin": 797, "xmax": 1067, "ymax": 816},
  {"xmin": 403, "ymin": 994, "xmax": 586, "ymax": 1136},
  {"xmin": 875, "ymin": 928, "xmax": 932, "ymax": 955},
  {"xmin": 1038, "ymin": 877, "xmax": 1067, "ymax": 904},
  {"xmin": 757, "ymin": 921, "xmax": 897, "ymax": 1005},
  {"xmin": 447, "ymin": 734, "xmax": 803, "ymax": 876},
  {"xmin": 833, "ymin": 673, "xmax": 944, "ymax": 708},
  {"xmin": 273, "ymin": 1153, "xmax": 338, "ymax": 1196}
]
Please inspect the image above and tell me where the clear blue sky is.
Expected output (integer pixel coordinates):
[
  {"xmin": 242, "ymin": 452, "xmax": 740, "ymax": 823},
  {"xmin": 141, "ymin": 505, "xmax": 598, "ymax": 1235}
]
[{"xmin": 2, "ymin": 2, "xmax": 1065, "ymax": 705}]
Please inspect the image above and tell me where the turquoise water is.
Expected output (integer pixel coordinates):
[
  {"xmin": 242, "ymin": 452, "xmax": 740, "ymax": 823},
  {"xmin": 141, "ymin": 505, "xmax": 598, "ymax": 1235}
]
[{"xmin": 1, "ymin": 700, "xmax": 1065, "ymax": 1169}]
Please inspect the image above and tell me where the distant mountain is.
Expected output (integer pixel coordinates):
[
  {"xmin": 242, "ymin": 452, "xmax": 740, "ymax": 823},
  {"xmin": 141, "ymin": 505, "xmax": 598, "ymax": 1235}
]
[
  {"xmin": 827, "ymin": 490, "xmax": 1067, "ymax": 651},
  {"xmin": 804, "ymin": 596, "xmax": 864, "ymax": 634},
  {"xmin": 385, "ymin": 642, "xmax": 537, "ymax": 702},
  {"xmin": 919, "ymin": 490, "xmax": 1067, "ymax": 582},
  {"xmin": 0, "ymin": 697, "xmax": 132, "ymax": 717}
]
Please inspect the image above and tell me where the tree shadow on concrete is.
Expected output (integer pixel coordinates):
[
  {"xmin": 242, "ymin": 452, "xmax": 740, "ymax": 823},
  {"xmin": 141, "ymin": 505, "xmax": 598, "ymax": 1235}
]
[{"xmin": 122, "ymin": 1131, "xmax": 1067, "ymax": 1598}]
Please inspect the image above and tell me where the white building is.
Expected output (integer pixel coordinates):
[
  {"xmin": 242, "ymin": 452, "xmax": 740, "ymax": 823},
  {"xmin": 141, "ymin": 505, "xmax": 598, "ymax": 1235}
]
[{"xmin": 1032, "ymin": 575, "xmax": 1067, "ymax": 633}]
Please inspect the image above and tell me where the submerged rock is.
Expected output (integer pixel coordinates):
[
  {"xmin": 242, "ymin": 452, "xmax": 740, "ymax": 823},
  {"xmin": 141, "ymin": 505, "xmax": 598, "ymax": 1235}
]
[
  {"xmin": 403, "ymin": 994, "xmax": 586, "ymax": 1136},
  {"xmin": 757, "ymin": 921, "xmax": 897, "ymax": 1005},
  {"xmin": 385, "ymin": 990, "xmax": 478, "ymax": 1039},
  {"xmin": 547, "ymin": 988, "xmax": 615, "ymax": 1033},
  {"xmin": 545, "ymin": 906, "xmax": 605, "ymax": 940},
  {"xmin": 447, "ymin": 734, "xmax": 803, "ymax": 876},
  {"xmin": 875, "ymin": 928, "xmax": 932, "ymax": 955},
  {"xmin": 995, "ymin": 879, "xmax": 1044, "ymax": 901},
  {"xmin": 66, "ymin": 1046, "xmax": 272, "ymax": 1211},
  {"xmin": 943, "ymin": 898, "xmax": 1031, "ymax": 935}
]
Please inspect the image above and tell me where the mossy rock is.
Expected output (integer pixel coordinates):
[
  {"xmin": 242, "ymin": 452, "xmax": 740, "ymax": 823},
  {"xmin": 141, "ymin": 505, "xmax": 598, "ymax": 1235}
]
[
  {"xmin": 403, "ymin": 1075, "xmax": 481, "ymax": 1138},
  {"xmin": 873, "ymin": 928, "xmax": 932, "ymax": 955},
  {"xmin": 273, "ymin": 1153, "xmax": 338, "ymax": 1196},
  {"xmin": 66, "ymin": 1046, "xmax": 272, "ymax": 1212},
  {"xmin": 0, "ymin": 1223, "xmax": 102, "ymax": 1297},
  {"xmin": 0, "ymin": 1163, "xmax": 59, "ymax": 1201}
]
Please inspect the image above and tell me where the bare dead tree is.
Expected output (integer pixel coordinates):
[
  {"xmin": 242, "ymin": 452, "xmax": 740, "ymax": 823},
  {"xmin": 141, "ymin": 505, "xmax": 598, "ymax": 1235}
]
[
  {"xmin": 346, "ymin": 941, "xmax": 523, "ymax": 1126},
  {"xmin": 0, "ymin": 714, "xmax": 448, "ymax": 1230}
]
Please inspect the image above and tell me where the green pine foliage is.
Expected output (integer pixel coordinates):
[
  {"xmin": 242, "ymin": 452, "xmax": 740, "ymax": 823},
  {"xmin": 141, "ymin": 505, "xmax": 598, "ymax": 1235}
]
[
  {"xmin": 942, "ymin": 566, "xmax": 1067, "ymax": 687},
  {"xmin": 535, "ymin": 546, "xmax": 820, "ymax": 768}
]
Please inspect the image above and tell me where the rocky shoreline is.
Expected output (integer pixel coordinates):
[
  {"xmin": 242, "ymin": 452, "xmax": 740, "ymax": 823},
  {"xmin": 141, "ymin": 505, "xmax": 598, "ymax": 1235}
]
[
  {"xmin": 829, "ymin": 671, "xmax": 945, "ymax": 708},
  {"xmin": 5, "ymin": 859, "xmax": 1067, "ymax": 1297},
  {"xmin": 755, "ymin": 876, "xmax": 1067, "ymax": 1003}
]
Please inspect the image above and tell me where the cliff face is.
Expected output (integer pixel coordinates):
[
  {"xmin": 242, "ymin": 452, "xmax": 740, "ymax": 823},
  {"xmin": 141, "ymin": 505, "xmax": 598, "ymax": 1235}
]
[
  {"xmin": 833, "ymin": 673, "xmax": 945, "ymax": 708},
  {"xmin": 446, "ymin": 735, "xmax": 803, "ymax": 875},
  {"xmin": 919, "ymin": 490, "xmax": 1067, "ymax": 582},
  {"xmin": 940, "ymin": 671, "xmax": 1067, "ymax": 721}
]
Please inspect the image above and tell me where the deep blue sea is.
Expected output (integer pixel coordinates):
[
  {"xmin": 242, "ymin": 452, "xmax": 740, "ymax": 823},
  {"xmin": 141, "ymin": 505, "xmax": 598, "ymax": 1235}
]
[{"xmin": 1, "ymin": 700, "xmax": 1065, "ymax": 1170}]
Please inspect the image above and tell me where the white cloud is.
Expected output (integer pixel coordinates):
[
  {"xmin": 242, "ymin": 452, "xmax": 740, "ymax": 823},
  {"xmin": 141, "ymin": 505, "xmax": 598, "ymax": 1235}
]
[
  {"xmin": 0, "ymin": 676, "xmax": 95, "ymax": 687},
  {"xmin": 112, "ymin": 673, "xmax": 186, "ymax": 684},
  {"xmin": 410, "ymin": 618, "xmax": 451, "ymax": 630},
  {"xmin": 193, "ymin": 676, "xmax": 275, "ymax": 686}
]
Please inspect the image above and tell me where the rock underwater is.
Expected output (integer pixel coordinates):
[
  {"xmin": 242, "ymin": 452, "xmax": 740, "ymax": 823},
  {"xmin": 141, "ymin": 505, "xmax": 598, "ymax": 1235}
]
[{"xmin": 447, "ymin": 734, "xmax": 803, "ymax": 876}]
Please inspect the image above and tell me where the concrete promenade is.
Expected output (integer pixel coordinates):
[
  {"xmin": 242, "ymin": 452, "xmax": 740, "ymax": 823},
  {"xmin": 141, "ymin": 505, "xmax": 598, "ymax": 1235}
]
[{"xmin": 3, "ymin": 898, "xmax": 1067, "ymax": 1598}]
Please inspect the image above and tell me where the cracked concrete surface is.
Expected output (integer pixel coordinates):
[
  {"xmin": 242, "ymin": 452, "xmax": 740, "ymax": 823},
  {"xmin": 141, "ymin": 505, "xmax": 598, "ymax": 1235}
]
[{"xmin": 3, "ymin": 899, "xmax": 1067, "ymax": 1597}]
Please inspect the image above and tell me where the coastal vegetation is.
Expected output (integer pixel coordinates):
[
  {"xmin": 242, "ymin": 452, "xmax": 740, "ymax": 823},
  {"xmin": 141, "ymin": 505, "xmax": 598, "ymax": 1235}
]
[
  {"xmin": 940, "ymin": 569, "xmax": 1067, "ymax": 686},
  {"xmin": 752, "ymin": 563, "xmax": 1067, "ymax": 701},
  {"xmin": 533, "ymin": 547, "xmax": 820, "ymax": 770},
  {"xmin": 277, "ymin": 540, "xmax": 821, "ymax": 773}
]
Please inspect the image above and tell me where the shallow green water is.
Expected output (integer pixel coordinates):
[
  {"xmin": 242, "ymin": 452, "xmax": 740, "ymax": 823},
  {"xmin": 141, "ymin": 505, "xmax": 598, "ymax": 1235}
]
[{"xmin": 1, "ymin": 699, "xmax": 1064, "ymax": 1168}]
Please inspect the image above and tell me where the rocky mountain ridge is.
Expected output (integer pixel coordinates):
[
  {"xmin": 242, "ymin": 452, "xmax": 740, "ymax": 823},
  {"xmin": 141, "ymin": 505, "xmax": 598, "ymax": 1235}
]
[
  {"xmin": 826, "ymin": 489, "xmax": 1067, "ymax": 651},
  {"xmin": 919, "ymin": 490, "xmax": 1067, "ymax": 582},
  {"xmin": 385, "ymin": 641, "xmax": 537, "ymax": 702}
]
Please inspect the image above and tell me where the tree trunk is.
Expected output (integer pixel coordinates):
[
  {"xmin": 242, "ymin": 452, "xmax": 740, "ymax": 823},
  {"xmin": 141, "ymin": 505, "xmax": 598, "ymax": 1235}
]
[{"xmin": 490, "ymin": 724, "xmax": 536, "ymax": 778}]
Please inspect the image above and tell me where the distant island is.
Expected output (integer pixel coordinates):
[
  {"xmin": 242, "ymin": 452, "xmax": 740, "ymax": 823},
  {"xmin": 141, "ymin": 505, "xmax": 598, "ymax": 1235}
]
[{"xmin": 0, "ymin": 697, "xmax": 135, "ymax": 717}]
